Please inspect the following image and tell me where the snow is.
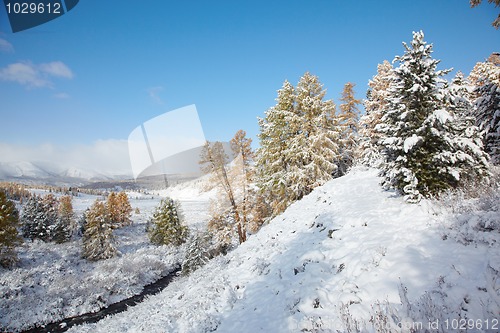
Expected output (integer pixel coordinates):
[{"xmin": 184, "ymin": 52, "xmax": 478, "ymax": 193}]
[
  {"xmin": 0, "ymin": 185, "xmax": 215, "ymax": 332},
  {"xmin": 48, "ymin": 167, "xmax": 497, "ymax": 333},
  {"xmin": 403, "ymin": 134, "xmax": 422, "ymax": 153}
]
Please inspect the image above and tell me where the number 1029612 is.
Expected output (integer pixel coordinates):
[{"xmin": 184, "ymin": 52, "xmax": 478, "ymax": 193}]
[{"xmin": 5, "ymin": 2, "xmax": 62, "ymax": 14}]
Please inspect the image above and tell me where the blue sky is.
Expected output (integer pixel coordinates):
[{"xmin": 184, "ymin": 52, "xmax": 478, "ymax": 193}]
[{"xmin": 0, "ymin": 0, "xmax": 498, "ymax": 174}]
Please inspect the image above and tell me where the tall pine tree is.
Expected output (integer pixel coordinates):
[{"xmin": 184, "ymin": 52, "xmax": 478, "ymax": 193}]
[
  {"xmin": 378, "ymin": 31, "xmax": 489, "ymax": 202},
  {"xmin": 256, "ymin": 73, "xmax": 341, "ymax": 216},
  {"xmin": 148, "ymin": 198, "xmax": 188, "ymax": 246}
]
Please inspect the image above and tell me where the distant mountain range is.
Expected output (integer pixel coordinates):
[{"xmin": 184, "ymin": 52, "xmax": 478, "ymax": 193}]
[{"xmin": 0, "ymin": 161, "xmax": 130, "ymax": 186}]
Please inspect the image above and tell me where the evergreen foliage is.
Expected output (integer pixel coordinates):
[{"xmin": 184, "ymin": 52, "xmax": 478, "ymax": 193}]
[
  {"xmin": 21, "ymin": 194, "xmax": 57, "ymax": 242},
  {"xmin": 182, "ymin": 232, "xmax": 213, "ymax": 276},
  {"xmin": 148, "ymin": 198, "xmax": 188, "ymax": 246},
  {"xmin": 378, "ymin": 31, "xmax": 490, "ymax": 202},
  {"xmin": 359, "ymin": 60, "xmax": 393, "ymax": 167},
  {"xmin": 256, "ymin": 73, "xmax": 341, "ymax": 216},
  {"xmin": 82, "ymin": 200, "xmax": 117, "ymax": 261},
  {"xmin": 52, "ymin": 195, "xmax": 76, "ymax": 244},
  {"xmin": 475, "ymin": 81, "xmax": 500, "ymax": 164},
  {"xmin": 338, "ymin": 82, "xmax": 362, "ymax": 174},
  {"xmin": 0, "ymin": 190, "xmax": 22, "ymax": 268}
]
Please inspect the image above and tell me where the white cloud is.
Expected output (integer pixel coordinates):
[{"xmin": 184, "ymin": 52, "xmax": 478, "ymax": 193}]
[
  {"xmin": 39, "ymin": 61, "xmax": 74, "ymax": 79},
  {"xmin": 0, "ymin": 140, "xmax": 133, "ymax": 177},
  {"xmin": 147, "ymin": 86, "xmax": 165, "ymax": 105},
  {"xmin": 0, "ymin": 38, "xmax": 14, "ymax": 53},
  {"xmin": 53, "ymin": 92, "xmax": 70, "ymax": 99},
  {"xmin": 0, "ymin": 61, "xmax": 73, "ymax": 88}
]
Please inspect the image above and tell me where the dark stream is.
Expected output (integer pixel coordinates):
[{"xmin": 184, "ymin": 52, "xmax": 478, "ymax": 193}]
[{"xmin": 21, "ymin": 265, "xmax": 182, "ymax": 333}]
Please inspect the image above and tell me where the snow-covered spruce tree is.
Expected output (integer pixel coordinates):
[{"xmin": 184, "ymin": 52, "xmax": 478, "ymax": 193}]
[
  {"xmin": 82, "ymin": 200, "xmax": 117, "ymax": 261},
  {"xmin": 21, "ymin": 194, "xmax": 58, "ymax": 242},
  {"xmin": 358, "ymin": 60, "xmax": 393, "ymax": 167},
  {"xmin": 256, "ymin": 80, "xmax": 296, "ymax": 215},
  {"xmin": 0, "ymin": 190, "xmax": 22, "ymax": 268},
  {"xmin": 257, "ymin": 73, "xmax": 341, "ymax": 216},
  {"xmin": 52, "ymin": 195, "xmax": 76, "ymax": 243},
  {"xmin": 181, "ymin": 231, "xmax": 213, "ymax": 276},
  {"xmin": 148, "ymin": 198, "xmax": 188, "ymax": 246},
  {"xmin": 470, "ymin": 57, "xmax": 500, "ymax": 165},
  {"xmin": 443, "ymin": 72, "xmax": 490, "ymax": 180},
  {"xmin": 378, "ymin": 31, "xmax": 489, "ymax": 202},
  {"xmin": 337, "ymin": 82, "xmax": 362, "ymax": 174}
]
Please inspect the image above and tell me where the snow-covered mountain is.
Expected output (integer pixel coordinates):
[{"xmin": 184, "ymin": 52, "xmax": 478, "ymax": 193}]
[
  {"xmin": 0, "ymin": 161, "xmax": 126, "ymax": 184},
  {"xmin": 66, "ymin": 167, "xmax": 499, "ymax": 333}
]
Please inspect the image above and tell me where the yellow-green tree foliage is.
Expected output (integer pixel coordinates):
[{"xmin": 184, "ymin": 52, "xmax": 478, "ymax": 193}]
[
  {"xmin": 82, "ymin": 200, "xmax": 117, "ymax": 261},
  {"xmin": 0, "ymin": 190, "xmax": 22, "ymax": 268},
  {"xmin": 148, "ymin": 198, "xmax": 188, "ymax": 246}
]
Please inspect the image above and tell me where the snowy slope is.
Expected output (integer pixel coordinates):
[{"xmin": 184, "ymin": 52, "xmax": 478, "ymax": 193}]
[{"xmin": 67, "ymin": 167, "xmax": 499, "ymax": 333}]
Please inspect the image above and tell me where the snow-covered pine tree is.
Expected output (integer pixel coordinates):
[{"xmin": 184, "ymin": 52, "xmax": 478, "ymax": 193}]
[
  {"xmin": 469, "ymin": 55, "xmax": 500, "ymax": 164},
  {"xmin": 82, "ymin": 200, "xmax": 117, "ymax": 261},
  {"xmin": 116, "ymin": 192, "xmax": 132, "ymax": 226},
  {"xmin": 475, "ymin": 80, "xmax": 500, "ymax": 164},
  {"xmin": 257, "ymin": 73, "xmax": 341, "ymax": 216},
  {"xmin": 290, "ymin": 72, "xmax": 340, "ymax": 197},
  {"xmin": 338, "ymin": 82, "xmax": 361, "ymax": 174},
  {"xmin": 256, "ymin": 80, "xmax": 295, "ymax": 215},
  {"xmin": 181, "ymin": 231, "xmax": 213, "ymax": 275},
  {"xmin": 0, "ymin": 189, "xmax": 22, "ymax": 268},
  {"xmin": 52, "ymin": 195, "xmax": 76, "ymax": 243},
  {"xmin": 443, "ymin": 72, "xmax": 490, "ymax": 180},
  {"xmin": 378, "ymin": 31, "xmax": 488, "ymax": 202},
  {"xmin": 358, "ymin": 60, "xmax": 393, "ymax": 167},
  {"xmin": 148, "ymin": 198, "xmax": 188, "ymax": 246},
  {"xmin": 106, "ymin": 192, "xmax": 120, "ymax": 228},
  {"xmin": 21, "ymin": 194, "xmax": 57, "ymax": 242}
]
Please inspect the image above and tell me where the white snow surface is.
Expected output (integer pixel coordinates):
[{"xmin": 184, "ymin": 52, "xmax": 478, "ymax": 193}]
[
  {"xmin": 61, "ymin": 167, "xmax": 499, "ymax": 333},
  {"xmin": 403, "ymin": 134, "xmax": 422, "ymax": 153}
]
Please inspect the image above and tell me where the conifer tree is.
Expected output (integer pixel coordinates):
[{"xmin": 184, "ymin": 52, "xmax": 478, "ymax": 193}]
[
  {"xmin": 53, "ymin": 195, "xmax": 76, "ymax": 243},
  {"xmin": 21, "ymin": 194, "xmax": 56, "ymax": 242},
  {"xmin": 475, "ymin": 81, "xmax": 500, "ymax": 164},
  {"xmin": 257, "ymin": 73, "xmax": 341, "ymax": 216},
  {"xmin": 106, "ymin": 192, "xmax": 119, "ymax": 228},
  {"xmin": 116, "ymin": 192, "xmax": 132, "ymax": 226},
  {"xmin": 82, "ymin": 200, "xmax": 117, "ymax": 261},
  {"xmin": 338, "ymin": 82, "xmax": 361, "ymax": 174},
  {"xmin": 359, "ymin": 60, "xmax": 393, "ymax": 167},
  {"xmin": 0, "ymin": 190, "xmax": 22, "ymax": 268},
  {"xmin": 182, "ymin": 232, "xmax": 213, "ymax": 275},
  {"xmin": 256, "ymin": 80, "xmax": 296, "ymax": 215},
  {"xmin": 148, "ymin": 198, "xmax": 188, "ymax": 246},
  {"xmin": 378, "ymin": 31, "xmax": 489, "ymax": 202}
]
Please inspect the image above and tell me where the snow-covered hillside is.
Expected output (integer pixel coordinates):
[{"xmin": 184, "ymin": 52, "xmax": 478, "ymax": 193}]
[{"xmin": 65, "ymin": 167, "xmax": 500, "ymax": 333}]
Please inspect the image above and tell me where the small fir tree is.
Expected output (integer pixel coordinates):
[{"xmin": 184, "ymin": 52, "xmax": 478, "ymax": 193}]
[
  {"xmin": 182, "ymin": 232, "xmax": 213, "ymax": 276},
  {"xmin": 148, "ymin": 198, "xmax": 188, "ymax": 246},
  {"xmin": 52, "ymin": 195, "xmax": 76, "ymax": 243},
  {"xmin": 0, "ymin": 190, "xmax": 22, "ymax": 268},
  {"xmin": 21, "ymin": 195, "xmax": 56, "ymax": 242},
  {"xmin": 116, "ymin": 192, "xmax": 132, "ymax": 226},
  {"xmin": 82, "ymin": 200, "xmax": 117, "ymax": 261}
]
